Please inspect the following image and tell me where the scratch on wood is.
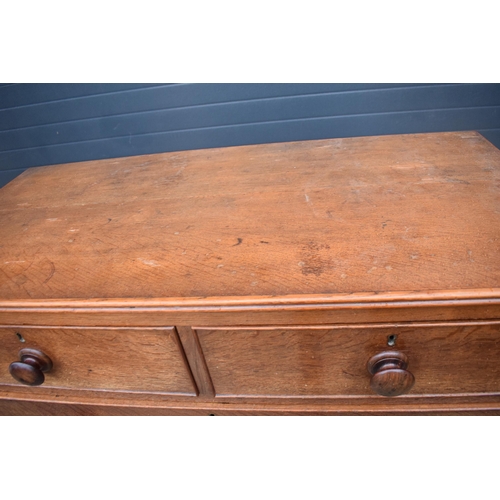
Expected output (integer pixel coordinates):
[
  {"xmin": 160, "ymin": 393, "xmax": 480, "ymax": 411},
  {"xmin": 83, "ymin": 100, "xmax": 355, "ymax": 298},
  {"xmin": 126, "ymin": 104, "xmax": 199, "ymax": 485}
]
[
  {"xmin": 42, "ymin": 261, "xmax": 56, "ymax": 284},
  {"xmin": 138, "ymin": 259, "xmax": 161, "ymax": 267}
]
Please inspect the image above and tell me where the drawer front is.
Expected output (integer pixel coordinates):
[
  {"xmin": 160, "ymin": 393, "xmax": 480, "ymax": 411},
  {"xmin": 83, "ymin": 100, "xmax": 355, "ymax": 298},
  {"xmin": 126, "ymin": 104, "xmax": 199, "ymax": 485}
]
[
  {"xmin": 197, "ymin": 323, "xmax": 500, "ymax": 397},
  {"xmin": 0, "ymin": 327, "xmax": 196, "ymax": 395}
]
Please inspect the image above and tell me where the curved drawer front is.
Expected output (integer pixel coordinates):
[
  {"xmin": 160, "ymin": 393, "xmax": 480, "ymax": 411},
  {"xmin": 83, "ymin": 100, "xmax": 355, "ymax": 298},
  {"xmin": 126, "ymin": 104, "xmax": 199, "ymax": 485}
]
[
  {"xmin": 0, "ymin": 327, "xmax": 196, "ymax": 395},
  {"xmin": 196, "ymin": 323, "xmax": 500, "ymax": 398}
]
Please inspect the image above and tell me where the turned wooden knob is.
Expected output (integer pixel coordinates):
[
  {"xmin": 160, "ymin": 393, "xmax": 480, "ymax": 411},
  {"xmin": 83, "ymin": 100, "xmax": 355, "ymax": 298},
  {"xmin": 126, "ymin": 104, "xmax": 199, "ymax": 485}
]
[
  {"xmin": 367, "ymin": 351, "xmax": 415, "ymax": 397},
  {"xmin": 9, "ymin": 348, "xmax": 53, "ymax": 386}
]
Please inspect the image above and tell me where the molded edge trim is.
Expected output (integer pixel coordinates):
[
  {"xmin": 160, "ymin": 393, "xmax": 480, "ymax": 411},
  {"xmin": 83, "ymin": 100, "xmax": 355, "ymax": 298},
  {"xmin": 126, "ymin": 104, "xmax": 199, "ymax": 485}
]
[{"xmin": 0, "ymin": 288, "xmax": 500, "ymax": 310}]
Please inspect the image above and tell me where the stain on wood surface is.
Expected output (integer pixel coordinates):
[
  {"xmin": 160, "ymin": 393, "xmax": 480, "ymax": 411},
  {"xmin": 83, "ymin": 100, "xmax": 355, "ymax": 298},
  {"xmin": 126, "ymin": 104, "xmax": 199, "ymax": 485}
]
[{"xmin": 0, "ymin": 132, "xmax": 499, "ymax": 300}]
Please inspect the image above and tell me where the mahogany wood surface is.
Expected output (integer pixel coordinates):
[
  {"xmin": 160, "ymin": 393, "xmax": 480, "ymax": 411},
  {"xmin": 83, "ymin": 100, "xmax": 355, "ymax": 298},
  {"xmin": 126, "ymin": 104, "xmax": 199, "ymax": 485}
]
[{"xmin": 0, "ymin": 131, "xmax": 499, "ymax": 415}]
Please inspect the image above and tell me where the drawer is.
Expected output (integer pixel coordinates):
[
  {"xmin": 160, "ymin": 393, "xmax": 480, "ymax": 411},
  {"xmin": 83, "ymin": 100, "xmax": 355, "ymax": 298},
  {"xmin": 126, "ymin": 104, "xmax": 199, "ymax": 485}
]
[
  {"xmin": 196, "ymin": 323, "xmax": 500, "ymax": 397},
  {"xmin": 0, "ymin": 327, "xmax": 196, "ymax": 395}
]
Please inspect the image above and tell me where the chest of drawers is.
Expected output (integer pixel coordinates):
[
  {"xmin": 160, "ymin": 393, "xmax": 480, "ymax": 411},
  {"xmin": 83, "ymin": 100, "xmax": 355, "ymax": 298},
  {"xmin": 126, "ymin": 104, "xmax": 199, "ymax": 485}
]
[{"xmin": 1, "ymin": 131, "xmax": 499, "ymax": 415}]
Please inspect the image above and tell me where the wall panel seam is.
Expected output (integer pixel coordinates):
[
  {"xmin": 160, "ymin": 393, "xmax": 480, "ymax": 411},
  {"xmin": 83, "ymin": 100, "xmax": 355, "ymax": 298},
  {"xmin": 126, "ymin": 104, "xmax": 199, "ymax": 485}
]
[
  {"xmin": 0, "ymin": 104, "xmax": 499, "ymax": 156},
  {"xmin": 0, "ymin": 84, "xmax": 464, "ymax": 127}
]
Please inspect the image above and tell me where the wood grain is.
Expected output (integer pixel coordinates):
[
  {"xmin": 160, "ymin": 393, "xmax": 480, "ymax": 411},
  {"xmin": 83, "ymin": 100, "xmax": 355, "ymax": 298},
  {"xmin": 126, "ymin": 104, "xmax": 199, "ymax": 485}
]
[
  {"xmin": 1, "ymin": 398, "xmax": 500, "ymax": 416},
  {"xmin": 0, "ymin": 292, "xmax": 499, "ymax": 326},
  {"xmin": 177, "ymin": 326, "xmax": 215, "ymax": 397},
  {"xmin": 0, "ymin": 327, "xmax": 196, "ymax": 395},
  {"xmin": 1, "ymin": 132, "xmax": 499, "ymax": 301},
  {"xmin": 1, "ymin": 131, "xmax": 499, "ymax": 415},
  {"xmin": 197, "ymin": 323, "xmax": 500, "ymax": 397}
]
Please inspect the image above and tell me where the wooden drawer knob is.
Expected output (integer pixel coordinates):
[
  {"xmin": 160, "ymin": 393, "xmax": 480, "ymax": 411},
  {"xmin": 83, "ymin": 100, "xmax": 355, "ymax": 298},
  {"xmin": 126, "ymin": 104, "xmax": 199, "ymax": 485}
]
[
  {"xmin": 367, "ymin": 351, "xmax": 415, "ymax": 397},
  {"xmin": 9, "ymin": 348, "xmax": 53, "ymax": 386}
]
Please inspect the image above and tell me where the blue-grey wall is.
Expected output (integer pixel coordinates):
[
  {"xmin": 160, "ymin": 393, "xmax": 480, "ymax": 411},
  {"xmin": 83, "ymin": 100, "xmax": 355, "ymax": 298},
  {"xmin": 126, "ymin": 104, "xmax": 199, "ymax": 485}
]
[{"xmin": 1, "ymin": 83, "xmax": 499, "ymax": 188}]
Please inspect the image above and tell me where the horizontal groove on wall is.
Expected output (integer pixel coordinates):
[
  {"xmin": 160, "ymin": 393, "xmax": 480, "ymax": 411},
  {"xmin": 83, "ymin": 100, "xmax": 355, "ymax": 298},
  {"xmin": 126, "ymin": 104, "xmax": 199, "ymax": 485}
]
[
  {"xmin": 1, "ymin": 85, "xmax": 499, "ymax": 153},
  {"xmin": 0, "ymin": 84, "xmax": 458, "ymax": 132},
  {"xmin": 0, "ymin": 84, "xmax": 174, "ymax": 110},
  {"xmin": 0, "ymin": 83, "xmax": 439, "ymax": 111},
  {"xmin": 2, "ymin": 104, "xmax": 500, "ymax": 157},
  {"xmin": 0, "ymin": 84, "xmax": 465, "ymax": 133},
  {"xmin": 1, "ymin": 107, "xmax": 499, "ymax": 172}
]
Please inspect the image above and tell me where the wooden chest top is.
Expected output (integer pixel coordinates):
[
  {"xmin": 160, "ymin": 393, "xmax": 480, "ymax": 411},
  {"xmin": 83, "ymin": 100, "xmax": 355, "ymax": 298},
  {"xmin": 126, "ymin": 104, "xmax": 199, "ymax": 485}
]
[{"xmin": 1, "ymin": 131, "xmax": 499, "ymax": 302}]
